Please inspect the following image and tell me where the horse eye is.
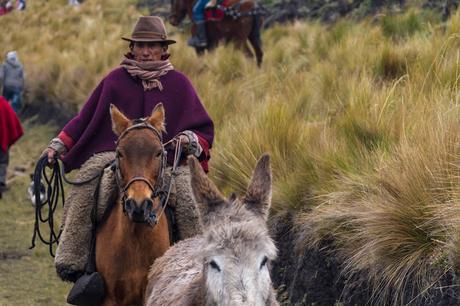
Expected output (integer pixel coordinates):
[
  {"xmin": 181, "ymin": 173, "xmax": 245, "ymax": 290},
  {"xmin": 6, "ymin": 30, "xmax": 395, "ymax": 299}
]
[
  {"xmin": 156, "ymin": 151, "xmax": 162, "ymax": 158},
  {"xmin": 209, "ymin": 260, "xmax": 221, "ymax": 272},
  {"xmin": 117, "ymin": 151, "xmax": 124, "ymax": 158},
  {"xmin": 260, "ymin": 256, "xmax": 268, "ymax": 269}
]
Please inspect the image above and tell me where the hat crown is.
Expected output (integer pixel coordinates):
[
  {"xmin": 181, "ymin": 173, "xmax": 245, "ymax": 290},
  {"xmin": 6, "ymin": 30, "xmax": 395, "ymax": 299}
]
[
  {"xmin": 132, "ymin": 16, "xmax": 167, "ymax": 37},
  {"xmin": 122, "ymin": 16, "xmax": 176, "ymax": 44}
]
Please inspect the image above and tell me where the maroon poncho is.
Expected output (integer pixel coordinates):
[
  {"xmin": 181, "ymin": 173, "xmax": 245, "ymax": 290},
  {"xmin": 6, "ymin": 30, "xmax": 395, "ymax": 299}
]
[{"xmin": 60, "ymin": 68, "xmax": 214, "ymax": 172}]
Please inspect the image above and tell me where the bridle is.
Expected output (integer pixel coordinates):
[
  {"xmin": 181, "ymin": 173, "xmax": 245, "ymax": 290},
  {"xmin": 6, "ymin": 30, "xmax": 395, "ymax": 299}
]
[{"xmin": 114, "ymin": 118, "xmax": 170, "ymax": 226}]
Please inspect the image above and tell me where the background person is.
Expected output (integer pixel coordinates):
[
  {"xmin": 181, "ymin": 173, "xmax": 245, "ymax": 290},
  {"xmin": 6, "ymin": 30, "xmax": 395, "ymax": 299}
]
[{"xmin": 1, "ymin": 51, "xmax": 25, "ymax": 113}]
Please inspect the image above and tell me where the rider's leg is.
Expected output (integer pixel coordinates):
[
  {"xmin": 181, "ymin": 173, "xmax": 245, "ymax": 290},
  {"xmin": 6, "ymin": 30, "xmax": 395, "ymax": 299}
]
[{"xmin": 188, "ymin": 0, "xmax": 208, "ymax": 47}]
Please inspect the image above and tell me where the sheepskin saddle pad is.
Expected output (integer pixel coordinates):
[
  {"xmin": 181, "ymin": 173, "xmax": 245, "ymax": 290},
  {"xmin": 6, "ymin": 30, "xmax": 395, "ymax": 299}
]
[{"xmin": 54, "ymin": 152, "xmax": 117, "ymax": 282}]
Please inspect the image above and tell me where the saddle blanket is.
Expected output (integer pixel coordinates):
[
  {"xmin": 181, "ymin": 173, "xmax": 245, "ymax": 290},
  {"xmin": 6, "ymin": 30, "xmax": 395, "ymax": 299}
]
[{"xmin": 205, "ymin": 0, "xmax": 230, "ymax": 21}]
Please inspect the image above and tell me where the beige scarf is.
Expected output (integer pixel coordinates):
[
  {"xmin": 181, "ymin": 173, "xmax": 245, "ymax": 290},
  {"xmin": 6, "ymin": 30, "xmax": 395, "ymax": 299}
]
[{"xmin": 121, "ymin": 58, "xmax": 174, "ymax": 91}]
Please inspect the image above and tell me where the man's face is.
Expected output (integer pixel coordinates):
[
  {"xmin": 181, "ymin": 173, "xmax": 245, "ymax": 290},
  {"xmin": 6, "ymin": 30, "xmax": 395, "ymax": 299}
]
[{"xmin": 131, "ymin": 42, "xmax": 166, "ymax": 62}]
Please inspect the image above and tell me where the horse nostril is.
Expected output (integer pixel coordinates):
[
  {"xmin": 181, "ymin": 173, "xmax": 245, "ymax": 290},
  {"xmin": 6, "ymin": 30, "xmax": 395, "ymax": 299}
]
[
  {"xmin": 125, "ymin": 198, "xmax": 135, "ymax": 213},
  {"xmin": 143, "ymin": 198, "xmax": 153, "ymax": 211}
]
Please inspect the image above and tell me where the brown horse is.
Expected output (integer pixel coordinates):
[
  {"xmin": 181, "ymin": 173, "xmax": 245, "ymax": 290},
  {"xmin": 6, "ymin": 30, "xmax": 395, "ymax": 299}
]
[
  {"xmin": 95, "ymin": 104, "xmax": 171, "ymax": 306},
  {"xmin": 169, "ymin": 0, "xmax": 264, "ymax": 66}
]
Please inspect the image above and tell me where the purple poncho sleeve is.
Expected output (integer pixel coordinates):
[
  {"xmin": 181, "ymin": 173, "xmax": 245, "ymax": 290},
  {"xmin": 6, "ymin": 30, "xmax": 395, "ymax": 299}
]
[{"xmin": 62, "ymin": 80, "xmax": 105, "ymax": 142}]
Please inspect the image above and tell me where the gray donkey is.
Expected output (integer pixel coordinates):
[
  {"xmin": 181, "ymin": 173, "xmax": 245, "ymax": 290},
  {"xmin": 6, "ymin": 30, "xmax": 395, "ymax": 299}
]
[{"xmin": 144, "ymin": 154, "xmax": 279, "ymax": 306}]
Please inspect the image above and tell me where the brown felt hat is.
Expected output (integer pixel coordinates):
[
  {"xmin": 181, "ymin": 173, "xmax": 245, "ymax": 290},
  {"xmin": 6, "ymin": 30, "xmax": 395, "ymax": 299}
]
[{"xmin": 122, "ymin": 16, "xmax": 176, "ymax": 45}]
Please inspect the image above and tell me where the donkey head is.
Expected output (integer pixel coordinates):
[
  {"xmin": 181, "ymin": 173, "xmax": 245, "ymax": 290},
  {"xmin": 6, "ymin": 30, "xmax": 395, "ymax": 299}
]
[
  {"xmin": 110, "ymin": 103, "xmax": 166, "ymax": 224},
  {"xmin": 188, "ymin": 154, "xmax": 278, "ymax": 305}
]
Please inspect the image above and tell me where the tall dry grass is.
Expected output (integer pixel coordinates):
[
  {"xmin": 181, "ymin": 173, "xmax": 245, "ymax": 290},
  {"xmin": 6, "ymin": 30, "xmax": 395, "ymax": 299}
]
[
  {"xmin": 0, "ymin": 0, "xmax": 141, "ymax": 112},
  {"xmin": 2, "ymin": 1, "xmax": 460, "ymax": 304}
]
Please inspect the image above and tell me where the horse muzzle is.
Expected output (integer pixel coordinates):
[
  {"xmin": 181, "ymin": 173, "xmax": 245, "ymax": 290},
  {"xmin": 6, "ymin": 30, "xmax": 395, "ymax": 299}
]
[{"xmin": 124, "ymin": 198, "xmax": 157, "ymax": 225}]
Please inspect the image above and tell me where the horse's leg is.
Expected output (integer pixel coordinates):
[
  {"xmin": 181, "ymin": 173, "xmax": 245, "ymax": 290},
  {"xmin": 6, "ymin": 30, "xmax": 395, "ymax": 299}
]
[
  {"xmin": 248, "ymin": 33, "xmax": 263, "ymax": 67},
  {"xmin": 248, "ymin": 16, "xmax": 263, "ymax": 67},
  {"xmin": 234, "ymin": 39, "xmax": 254, "ymax": 60},
  {"xmin": 195, "ymin": 47, "xmax": 205, "ymax": 56}
]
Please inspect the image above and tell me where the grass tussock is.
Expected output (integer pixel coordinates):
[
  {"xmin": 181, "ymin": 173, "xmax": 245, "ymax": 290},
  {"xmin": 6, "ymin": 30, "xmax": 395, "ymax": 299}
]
[
  {"xmin": 0, "ymin": 0, "xmax": 141, "ymax": 112},
  {"xmin": 3, "ymin": 1, "xmax": 460, "ymax": 304}
]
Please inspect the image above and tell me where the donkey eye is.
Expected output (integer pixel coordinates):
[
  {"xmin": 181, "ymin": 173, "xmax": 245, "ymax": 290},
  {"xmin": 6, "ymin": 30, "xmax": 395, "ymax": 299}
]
[
  {"xmin": 209, "ymin": 260, "xmax": 221, "ymax": 272},
  {"xmin": 260, "ymin": 256, "xmax": 268, "ymax": 269}
]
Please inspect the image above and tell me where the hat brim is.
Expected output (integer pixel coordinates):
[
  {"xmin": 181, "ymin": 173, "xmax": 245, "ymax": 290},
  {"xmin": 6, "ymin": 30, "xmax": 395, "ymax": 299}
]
[{"xmin": 122, "ymin": 37, "xmax": 176, "ymax": 45}]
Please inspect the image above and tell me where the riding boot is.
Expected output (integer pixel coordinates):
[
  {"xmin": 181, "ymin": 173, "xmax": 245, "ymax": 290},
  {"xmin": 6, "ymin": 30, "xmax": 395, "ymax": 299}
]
[{"xmin": 187, "ymin": 22, "xmax": 207, "ymax": 48}]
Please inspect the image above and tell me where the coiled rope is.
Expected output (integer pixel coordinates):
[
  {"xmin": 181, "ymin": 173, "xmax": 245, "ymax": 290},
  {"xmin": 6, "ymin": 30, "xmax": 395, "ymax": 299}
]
[{"xmin": 29, "ymin": 155, "xmax": 104, "ymax": 257}]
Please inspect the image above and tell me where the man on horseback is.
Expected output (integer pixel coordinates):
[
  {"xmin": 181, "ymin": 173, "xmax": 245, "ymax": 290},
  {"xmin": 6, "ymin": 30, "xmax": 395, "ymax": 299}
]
[
  {"xmin": 42, "ymin": 16, "xmax": 214, "ymax": 283},
  {"xmin": 187, "ymin": 0, "xmax": 209, "ymax": 47}
]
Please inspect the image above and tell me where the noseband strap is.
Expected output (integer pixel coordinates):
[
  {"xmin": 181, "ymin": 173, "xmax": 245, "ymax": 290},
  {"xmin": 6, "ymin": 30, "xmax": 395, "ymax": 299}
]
[{"xmin": 122, "ymin": 176, "xmax": 157, "ymax": 195}]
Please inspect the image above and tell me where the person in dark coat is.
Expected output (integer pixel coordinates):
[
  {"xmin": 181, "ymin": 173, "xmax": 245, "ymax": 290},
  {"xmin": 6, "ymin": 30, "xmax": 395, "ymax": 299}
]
[{"xmin": 44, "ymin": 16, "xmax": 214, "ymax": 281}]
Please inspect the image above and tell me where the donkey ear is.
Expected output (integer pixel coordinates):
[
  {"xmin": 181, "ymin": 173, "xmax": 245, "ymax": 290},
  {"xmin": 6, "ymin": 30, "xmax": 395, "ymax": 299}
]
[
  {"xmin": 188, "ymin": 155, "xmax": 227, "ymax": 227},
  {"xmin": 243, "ymin": 154, "xmax": 272, "ymax": 220},
  {"xmin": 110, "ymin": 104, "xmax": 131, "ymax": 136},
  {"xmin": 148, "ymin": 103, "xmax": 166, "ymax": 132}
]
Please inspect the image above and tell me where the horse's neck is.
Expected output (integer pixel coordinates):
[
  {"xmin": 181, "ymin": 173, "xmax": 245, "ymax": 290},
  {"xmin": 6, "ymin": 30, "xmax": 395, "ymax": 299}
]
[
  {"xmin": 109, "ymin": 198, "xmax": 170, "ymax": 248},
  {"xmin": 187, "ymin": 1, "xmax": 194, "ymax": 19},
  {"xmin": 111, "ymin": 199, "xmax": 146, "ymax": 237}
]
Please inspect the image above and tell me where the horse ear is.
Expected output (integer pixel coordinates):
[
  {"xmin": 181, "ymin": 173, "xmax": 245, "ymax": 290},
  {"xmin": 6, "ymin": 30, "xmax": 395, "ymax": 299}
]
[
  {"xmin": 188, "ymin": 155, "xmax": 227, "ymax": 227},
  {"xmin": 148, "ymin": 103, "xmax": 166, "ymax": 132},
  {"xmin": 243, "ymin": 154, "xmax": 272, "ymax": 220},
  {"xmin": 110, "ymin": 104, "xmax": 131, "ymax": 136}
]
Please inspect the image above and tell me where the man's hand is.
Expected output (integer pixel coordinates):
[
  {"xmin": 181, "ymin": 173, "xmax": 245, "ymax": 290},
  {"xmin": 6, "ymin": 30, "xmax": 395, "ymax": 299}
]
[
  {"xmin": 176, "ymin": 134, "xmax": 190, "ymax": 148},
  {"xmin": 166, "ymin": 133, "xmax": 193, "ymax": 154},
  {"xmin": 42, "ymin": 147, "xmax": 58, "ymax": 165}
]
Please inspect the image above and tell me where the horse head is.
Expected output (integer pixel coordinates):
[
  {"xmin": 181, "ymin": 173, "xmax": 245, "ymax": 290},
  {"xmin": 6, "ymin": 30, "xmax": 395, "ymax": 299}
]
[
  {"xmin": 110, "ymin": 103, "xmax": 166, "ymax": 225},
  {"xmin": 169, "ymin": 0, "xmax": 190, "ymax": 26}
]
